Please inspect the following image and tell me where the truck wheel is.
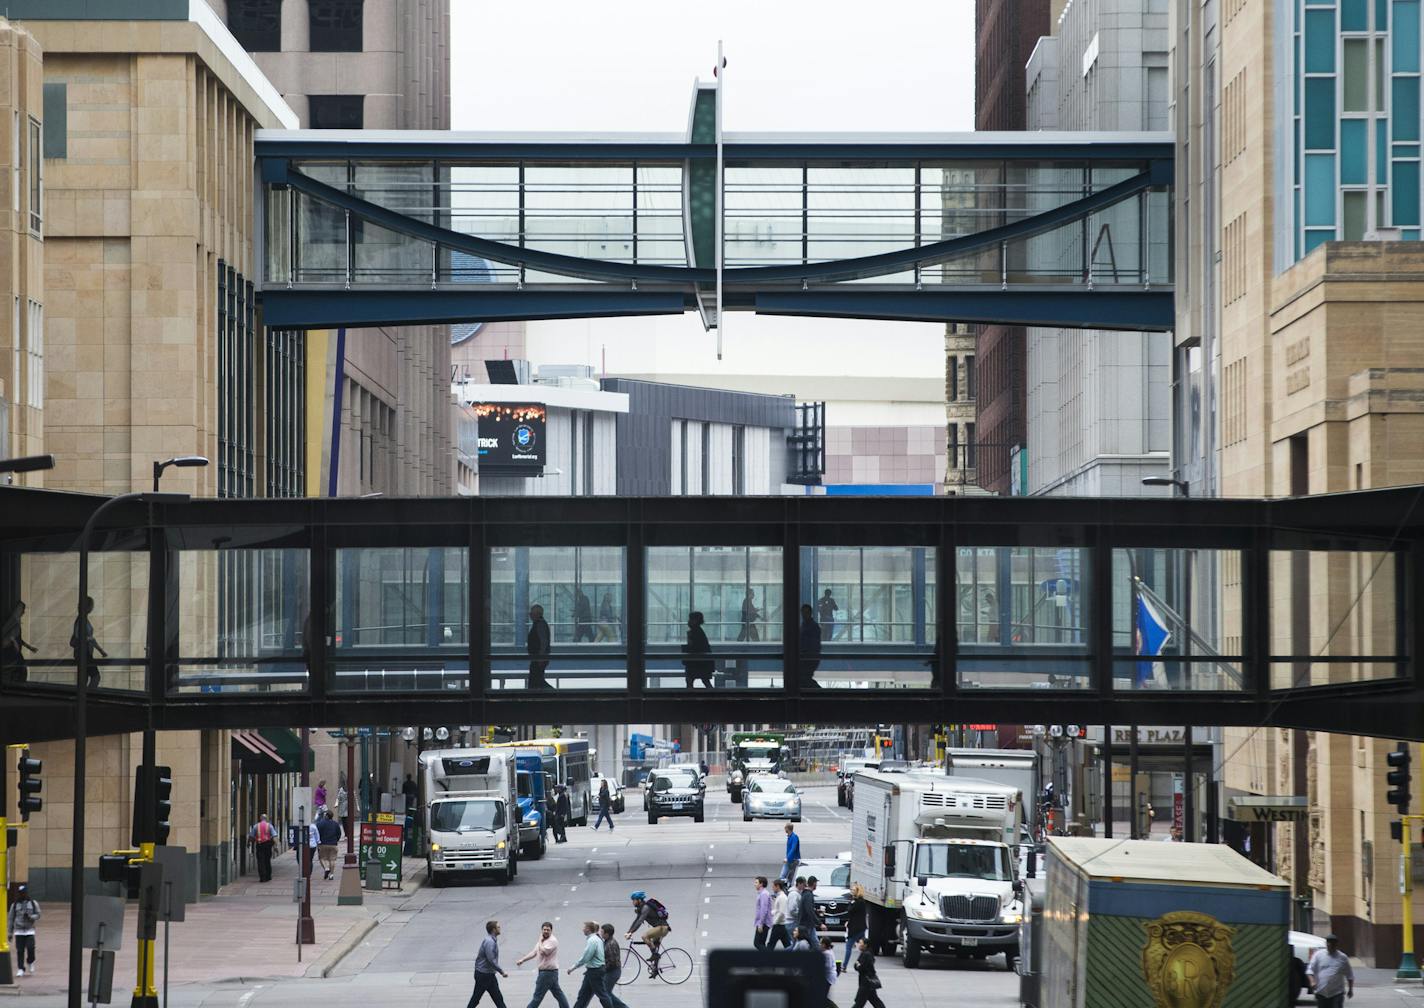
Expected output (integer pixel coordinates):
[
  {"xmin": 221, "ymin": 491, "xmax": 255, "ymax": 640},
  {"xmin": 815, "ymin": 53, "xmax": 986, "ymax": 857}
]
[
  {"xmin": 648, "ymin": 811, "xmax": 658, "ymax": 825},
  {"xmin": 902, "ymin": 936, "xmax": 922, "ymax": 969},
  {"xmin": 504, "ymin": 860, "xmax": 515, "ymax": 884},
  {"xmin": 429, "ymin": 864, "xmax": 445, "ymax": 888}
]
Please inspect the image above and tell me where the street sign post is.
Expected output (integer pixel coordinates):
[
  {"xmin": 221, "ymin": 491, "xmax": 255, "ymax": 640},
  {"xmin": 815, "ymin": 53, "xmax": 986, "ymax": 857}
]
[{"xmin": 358, "ymin": 821, "xmax": 403, "ymax": 888}]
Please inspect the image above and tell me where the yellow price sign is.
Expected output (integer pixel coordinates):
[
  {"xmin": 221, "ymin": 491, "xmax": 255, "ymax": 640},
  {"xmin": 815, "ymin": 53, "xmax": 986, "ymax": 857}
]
[{"xmin": 374, "ymin": 812, "xmax": 396, "ymax": 824}]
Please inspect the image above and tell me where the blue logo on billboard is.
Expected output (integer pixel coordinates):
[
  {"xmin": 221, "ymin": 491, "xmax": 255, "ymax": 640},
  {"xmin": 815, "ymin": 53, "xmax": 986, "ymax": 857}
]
[{"xmin": 514, "ymin": 425, "xmax": 536, "ymax": 451}]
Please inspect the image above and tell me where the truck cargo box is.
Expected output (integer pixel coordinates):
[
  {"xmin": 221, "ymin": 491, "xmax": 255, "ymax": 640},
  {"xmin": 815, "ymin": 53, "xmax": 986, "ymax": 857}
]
[{"xmin": 1042, "ymin": 837, "xmax": 1289, "ymax": 1008}]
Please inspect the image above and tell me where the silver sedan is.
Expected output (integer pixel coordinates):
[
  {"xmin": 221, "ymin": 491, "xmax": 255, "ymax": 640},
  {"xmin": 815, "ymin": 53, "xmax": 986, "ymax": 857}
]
[{"xmin": 742, "ymin": 775, "xmax": 802, "ymax": 822}]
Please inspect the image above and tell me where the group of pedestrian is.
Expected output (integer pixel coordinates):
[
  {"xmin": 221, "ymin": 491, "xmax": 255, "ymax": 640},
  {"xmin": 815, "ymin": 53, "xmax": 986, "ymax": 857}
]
[
  {"xmin": 749, "ymin": 873, "xmax": 880, "ymax": 1008},
  {"xmin": 468, "ymin": 892, "xmax": 672, "ymax": 1008}
]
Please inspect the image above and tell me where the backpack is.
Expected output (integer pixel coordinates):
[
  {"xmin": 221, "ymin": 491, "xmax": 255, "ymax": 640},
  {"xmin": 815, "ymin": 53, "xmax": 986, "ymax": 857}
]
[{"xmin": 645, "ymin": 897, "xmax": 670, "ymax": 924}]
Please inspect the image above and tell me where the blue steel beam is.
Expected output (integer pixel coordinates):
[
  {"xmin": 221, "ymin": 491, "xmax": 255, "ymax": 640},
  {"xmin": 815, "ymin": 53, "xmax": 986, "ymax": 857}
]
[
  {"xmin": 754, "ymin": 289, "xmax": 1176, "ymax": 332},
  {"xmin": 260, "ymin": 289, "xmax": 690, "ymax": 330}
]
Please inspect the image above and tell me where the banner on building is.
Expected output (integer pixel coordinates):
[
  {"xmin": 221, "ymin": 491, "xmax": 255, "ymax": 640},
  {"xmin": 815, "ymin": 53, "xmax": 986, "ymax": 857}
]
[{"xmin": 474, "ymin": 403, "xmax": 546, "ymax": 474}]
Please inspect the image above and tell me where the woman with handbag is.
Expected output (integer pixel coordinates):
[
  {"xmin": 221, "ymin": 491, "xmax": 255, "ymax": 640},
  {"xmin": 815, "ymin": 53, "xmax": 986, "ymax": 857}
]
[{"xmin": 850, "ymin": 938, "xmax": 885, "ymax": 1008}]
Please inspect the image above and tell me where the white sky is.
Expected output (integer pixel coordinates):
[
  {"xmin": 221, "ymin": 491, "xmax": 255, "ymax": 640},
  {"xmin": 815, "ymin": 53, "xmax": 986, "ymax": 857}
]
[
  {"xmin": 449, "ymin": 0, "xmax": 976, "ymax": 388},
  {"xmin": 451, "ymin": 1, "xmax": 976, "ymax": 134}
]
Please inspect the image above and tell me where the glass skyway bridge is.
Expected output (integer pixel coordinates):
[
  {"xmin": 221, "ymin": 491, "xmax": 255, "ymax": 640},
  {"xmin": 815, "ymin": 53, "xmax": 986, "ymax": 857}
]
[
  {"xmin": 2, "ymin": 487, "xmax": 1419, "ymax": 743},
  {"xmin": 255, "ymin": 82, "xmax": 1173, "ymax": 333}
]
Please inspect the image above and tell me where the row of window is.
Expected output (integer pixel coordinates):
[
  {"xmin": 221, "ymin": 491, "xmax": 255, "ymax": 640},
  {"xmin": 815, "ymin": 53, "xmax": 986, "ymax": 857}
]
[
  {"xmin": 947, "ymin": 354, "xmax": 977, "ymax": 403},
  {"xmin": 228, "ymin": 0, "xmax": 364, "ymax": 53},
  {"xmin": 674, "ymin": 419, "xmax": 747, "ymax": 495},
  {"xmin": 10, "ymin": 297, "xmax": 42, "ymax": 413}
]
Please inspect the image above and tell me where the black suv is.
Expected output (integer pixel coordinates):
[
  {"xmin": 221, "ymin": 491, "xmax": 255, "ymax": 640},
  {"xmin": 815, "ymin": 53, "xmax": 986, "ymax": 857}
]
[{"xmin": 647, "ymin": 768, "xmax": 705, "ymax": 823}]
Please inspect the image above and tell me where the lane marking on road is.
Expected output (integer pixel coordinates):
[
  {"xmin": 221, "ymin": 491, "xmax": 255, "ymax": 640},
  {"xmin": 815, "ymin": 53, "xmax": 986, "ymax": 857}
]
[
  {"xmin": 704, "ymin": 897, "xmax": 710, "ymax": 903},
  {"xmin": 237, "ymin": 986, "xmax": 264, "ymax": 1008},
  {"xmin": 703, "ymin": 913, "xmax": 710, "ymax": 920},
  {"xmin": 705, "ymin": 882, "xmax": 712, "ymax": 888},
  {"xmin": 702, "ymin": 931, "xmax": 708, "ymax": 937},
  {"xmin": 571, "ymin": 886, "xmax": 579, "ymax": 892}
]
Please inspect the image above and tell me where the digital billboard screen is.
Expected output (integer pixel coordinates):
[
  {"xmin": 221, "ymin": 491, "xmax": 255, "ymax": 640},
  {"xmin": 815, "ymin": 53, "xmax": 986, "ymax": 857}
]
[{"xmin": 474, "ymin": 403, "xmax": 546, "ymax": 474}]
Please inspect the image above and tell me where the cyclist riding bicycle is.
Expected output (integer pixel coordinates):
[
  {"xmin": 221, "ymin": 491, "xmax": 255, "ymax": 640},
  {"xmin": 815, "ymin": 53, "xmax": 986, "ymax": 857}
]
[{"xmin": 624, "ymin": 890, "xmax": 671, "ymax": 976}]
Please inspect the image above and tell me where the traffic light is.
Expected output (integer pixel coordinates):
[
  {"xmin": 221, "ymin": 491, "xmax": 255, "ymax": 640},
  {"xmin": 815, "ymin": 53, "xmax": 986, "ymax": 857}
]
[
  {"xmin": 98, "ymin": 852, "xmax": 141, "ymax": 897},
  {"xmin": 16, "ymin": 749, "xmax": 42, "ymax": 821},
  {"xmin": 1387, "ymin": 745, "xmax": 1412, "ymax": 816},
  {"xmin": 132, "ymin": 765, "xmax": 173, "ymax": 846}
]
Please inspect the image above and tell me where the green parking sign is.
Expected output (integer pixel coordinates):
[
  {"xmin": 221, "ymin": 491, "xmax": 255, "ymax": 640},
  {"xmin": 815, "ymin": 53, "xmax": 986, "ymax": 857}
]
[{"xmin": 358, "ymin": 821, "xmax": 404, "ymax": 887}]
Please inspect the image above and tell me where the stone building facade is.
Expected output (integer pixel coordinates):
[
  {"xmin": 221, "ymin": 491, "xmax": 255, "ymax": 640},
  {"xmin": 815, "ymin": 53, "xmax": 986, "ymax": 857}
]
[
  {"xmin": 0, "ymin": 20, "xmax": 43, "ymax": 471},
  {"xmin": 4, "ymin": 4, "xmax": 297, "ymax": 900},
  {"xmin": 1174, "ymin": 0, "xmax": 1424, "ymax": 962}
]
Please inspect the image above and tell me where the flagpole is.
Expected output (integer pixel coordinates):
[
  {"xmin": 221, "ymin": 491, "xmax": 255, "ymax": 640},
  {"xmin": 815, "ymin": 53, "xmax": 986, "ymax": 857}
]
[{"xmin": 1126, "ymin": 553, "xmax": 1141, "ymax": 839}]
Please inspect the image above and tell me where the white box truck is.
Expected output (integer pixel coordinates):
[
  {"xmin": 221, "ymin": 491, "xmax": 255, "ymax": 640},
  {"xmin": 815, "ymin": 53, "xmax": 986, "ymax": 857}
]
[
  {"xmin": 849, "ymin": 770, "xmax": 1025, "ymax": 970},
  {"xmin": 419, "ymin": 748, "xmax": 519, "ymax": 886},
  {"xmin": 944, "ymin": 748, "xmax": 1039, "ymax": 832}
]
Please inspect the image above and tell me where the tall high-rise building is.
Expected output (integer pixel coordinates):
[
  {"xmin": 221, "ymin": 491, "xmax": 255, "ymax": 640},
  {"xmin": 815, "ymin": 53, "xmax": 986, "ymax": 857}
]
[
  {"xmin": 1176, "ymin": 0, "xmax": 1424, "ymax": 963},
  {"xmin": 209, "ymin": 0, "xmax": 454, "ymax": 496},
  {"xmin": 973, "ymin": 0, "xmax": 1055, "ymax": 493},
  {"xmin": 1023, "ymin": 0, "xmax": 1173, "ymax": 497}
]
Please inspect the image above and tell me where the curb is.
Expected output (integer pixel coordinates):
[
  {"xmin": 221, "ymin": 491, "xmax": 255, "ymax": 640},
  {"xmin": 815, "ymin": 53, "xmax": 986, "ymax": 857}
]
[{"xmin": 308, "ymin": 916, "xmax": 381, "ymax": 979}]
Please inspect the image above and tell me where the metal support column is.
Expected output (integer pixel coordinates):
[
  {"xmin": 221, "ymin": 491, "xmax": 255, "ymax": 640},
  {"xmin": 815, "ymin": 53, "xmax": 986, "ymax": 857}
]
[{"xmin": 1102, "ymin": 725, "xmax": 1113, "ymax": 839}]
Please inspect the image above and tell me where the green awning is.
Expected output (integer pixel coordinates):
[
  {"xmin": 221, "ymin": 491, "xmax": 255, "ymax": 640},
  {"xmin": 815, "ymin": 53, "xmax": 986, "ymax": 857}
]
[{"xmin": 258, "ymin": 727, "xmax": 315, "ymax": 772}]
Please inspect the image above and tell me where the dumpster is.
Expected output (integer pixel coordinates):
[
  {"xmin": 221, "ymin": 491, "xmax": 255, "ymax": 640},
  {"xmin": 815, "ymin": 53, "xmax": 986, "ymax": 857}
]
[
  {"xmin": 1041, "ymin": 838, "xmax": 1290, "ymax": 1008},
  {"xmin": 1018, "ymin": 876, "xmax": 1047, "ymax": 1008}
]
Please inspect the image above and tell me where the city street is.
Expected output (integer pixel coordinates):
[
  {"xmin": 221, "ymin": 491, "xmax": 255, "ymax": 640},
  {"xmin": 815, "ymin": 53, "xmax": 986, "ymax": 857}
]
[{"xmin": 10, "ymin": 782, "xmax": 1423, "ymax": 1007}]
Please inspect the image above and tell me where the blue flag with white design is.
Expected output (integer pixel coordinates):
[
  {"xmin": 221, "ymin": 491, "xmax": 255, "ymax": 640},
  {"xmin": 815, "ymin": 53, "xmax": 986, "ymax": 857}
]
[{"xmin": 1135, "ymin": 592, "xmax": 1171, "ymax": 687}]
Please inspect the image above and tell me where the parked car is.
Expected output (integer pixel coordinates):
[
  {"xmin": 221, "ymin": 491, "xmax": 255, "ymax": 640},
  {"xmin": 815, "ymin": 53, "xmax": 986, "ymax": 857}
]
[
  {"xmin": 800, "ymin": 855, "xmax": 853, "ymax": 931},
  {"xmin": 836, "ymin": 758, "xmax": 876, "ymax": 807},
  {"xmin": 1289, "ymin": 931, "xmax": 1326, "ymax": 1004},
  {"xmin": 646, "ymin": 767, "xmax": 705, "ymax": 823},
  {"xmin": 593, "ymin": 776, "xmax": 625, "ymax": 814},
  {"xmin": 742, "ymin": 775, "xmax": 802, "ymax": 822}
]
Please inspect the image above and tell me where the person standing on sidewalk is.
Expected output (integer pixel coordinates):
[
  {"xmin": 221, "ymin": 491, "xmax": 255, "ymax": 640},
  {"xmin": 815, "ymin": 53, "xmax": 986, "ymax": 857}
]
[
  {"xmin": 781, "ymin": 823, "xmax": 801, "ymax": 883},
  {"xmin": 314, "ymin": 779, "xmax": 328, "ymax": 810},
  {"xmin": 752, "ymin": 875, "xmax": 773, "ymax": 949},
  {"xmin": 7, "ymin": 883, "xmax": 39, "ymax": 976},
  {"xmin": 250, "ymin": 813, "xmax": 276, "ymax": 882},
  {"xmin": 819, "ymin": 936, "xmax": 839, "ymax": 1006},
  {"xmin": 594, "ymin": 780, "xmax": 615, "ymax": 831},
  {"xmin": 469, "ymin": 920, "xmax": 510, "ymax": 1008},
  {"xmin": 840, "ymin": 883, "xmax": 868, "ymax": 974},
  {"xmin": 316, "ymin": 809, "xmax": 342, "ymax": 879},
  {"xmin": 768, "ymin": 878, "xmax": 791, "ymax": 949},
  {"xmin": 567, "ymin": 921, "xmax": 612, "ymax": 1008},
  {"xmin": 598, "ymin": 924, "xmax": 630, "ymax": 1008},
  {"xmin": 516, "ymin": 921, "xmax": 570, "ymax": 1008},
  {"xmin": 1306, "ymin": 933, "xmax": 1354, "ymax": 1007}
]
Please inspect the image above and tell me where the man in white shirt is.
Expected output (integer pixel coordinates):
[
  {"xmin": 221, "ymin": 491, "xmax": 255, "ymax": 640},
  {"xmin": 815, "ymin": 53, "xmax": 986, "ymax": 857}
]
[{"xmin": 1306, "ymin": 934, "xmax": 1354, "ymax": 1007}]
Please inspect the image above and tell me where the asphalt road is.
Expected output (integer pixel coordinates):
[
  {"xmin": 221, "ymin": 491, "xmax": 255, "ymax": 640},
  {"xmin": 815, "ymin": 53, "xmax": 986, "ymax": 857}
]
[{"xmin": 13, "ymin": 784, "xmax": 1421, "ymax": 1006}]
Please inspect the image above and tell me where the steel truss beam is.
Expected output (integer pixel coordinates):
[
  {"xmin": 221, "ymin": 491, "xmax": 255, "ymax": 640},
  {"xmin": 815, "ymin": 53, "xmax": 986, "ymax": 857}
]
[{"xmin": 3, "ymin": 486, "xmax": 1424, "ymax": 743}]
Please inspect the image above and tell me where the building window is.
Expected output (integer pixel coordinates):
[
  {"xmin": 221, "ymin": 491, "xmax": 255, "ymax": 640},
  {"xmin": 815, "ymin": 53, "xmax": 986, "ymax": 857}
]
[
  {"xmin": 307, "ymin": 95, "xmax": 364, "ymax": 130},
  {"xmin": 701, "ymin": 422, "xmax": 711, "ymax": 495},
  {"xmin": 949, "ymin": 424, "xmax": 959, "ymax": 470},
  {"xmin": 966, "ymin": 422, "xmax": 977, "ymax": 469},
  {"xmin": 217, "ymin": 261, "xmax": 256, "ymax": 499},
  {"xmin": 11, "ymin": 112, "xmax": 18, "ymax": 214},
  {"xmin": 27, "ymin": 117, "xmax": 40, "ymax": 234},
  {"xmin": 948, "ymin": 356, "xmax": 959, "ymax": 401},
  {"xmin": 227, "ymin": 0, "xmax": 281, "ymax": 51},
  {"xmin": 732, "ymin": 425, "xmax": 745, "ymax": 495},
  {"xmin": 265, "ymin": 329, "xmax": 306, "ymax": 497},
  {"xmin": 679, "ymin": 420, "xmax": 689, "ymax": 494},
  {"xmin": 309, "ymin": 0, "xmax": 363, "ymax": 53},
  {"xmin": 25, "ymin": 299, "xmax": 41, "ymax": 409},
  {"xmin": 583, "ymin": 413, "xmax": 594, "ymax": 495},
  {"xmin": 965, "ymin": 356, "xmax": 976, "ymax": 400}
]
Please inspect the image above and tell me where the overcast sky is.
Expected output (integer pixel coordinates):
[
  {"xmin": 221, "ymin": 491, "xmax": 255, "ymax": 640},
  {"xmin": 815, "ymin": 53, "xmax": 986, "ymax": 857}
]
[
  {"xmin": 450, "ymin": 1, "xmax": 976, "ymax": 133},
  {"xmin": 448, "ymin": 1, "xmax": 975, "ymax": 380}
]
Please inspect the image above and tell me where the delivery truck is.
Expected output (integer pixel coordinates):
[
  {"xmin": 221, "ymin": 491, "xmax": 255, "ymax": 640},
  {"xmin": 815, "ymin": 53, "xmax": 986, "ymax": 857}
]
[
  {"xmin": 1041, "ymin": 837, "xmax": 1290, "ymax": 1008},
  {"xmin": 944, "ymin": 747, "xmax": 1039, "ymax": 832},
  {"xmin": 419, "ymin": 748, "xmax": 519, "ymax": 886},
  {"xmin": 849, "ymin": 770, "xmax": 1025, "ymax": 970},
  {"xmin": 514, "ymin": 753, "xmax": 552, "ymax": 859}
]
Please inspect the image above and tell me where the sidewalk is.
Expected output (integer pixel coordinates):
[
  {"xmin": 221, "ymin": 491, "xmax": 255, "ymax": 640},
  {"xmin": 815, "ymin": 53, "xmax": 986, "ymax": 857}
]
[{"xmin": 1, "ymin": 844, "xmax": 425, "ymax": 997}]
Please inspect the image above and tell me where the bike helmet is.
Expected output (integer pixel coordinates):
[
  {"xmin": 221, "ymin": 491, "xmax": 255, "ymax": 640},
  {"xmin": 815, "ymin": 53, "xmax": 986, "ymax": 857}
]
[{"xmin": 629, "ymin": 890, "xmax": 646, "ymax": 901}]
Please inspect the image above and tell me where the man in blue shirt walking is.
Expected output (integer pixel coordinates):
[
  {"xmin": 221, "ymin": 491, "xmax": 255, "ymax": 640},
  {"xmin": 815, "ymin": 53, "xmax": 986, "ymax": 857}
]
[
  {"xmin": 780, "ymin": 823, "xmax": 801, "ymax": 883},
  {"xmin": 567, "ymin": 921, "xmax": 613, "ymax": 1008},
  {"xmin": 469, "ymin": 920, "xmax": 510, "ymax": 1008}
]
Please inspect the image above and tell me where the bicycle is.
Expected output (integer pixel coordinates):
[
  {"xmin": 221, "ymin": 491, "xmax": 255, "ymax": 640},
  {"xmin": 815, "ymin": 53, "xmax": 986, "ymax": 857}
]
[{"xmin": 618, "ymin": 939, "xmax": 693, "ymax": 986}]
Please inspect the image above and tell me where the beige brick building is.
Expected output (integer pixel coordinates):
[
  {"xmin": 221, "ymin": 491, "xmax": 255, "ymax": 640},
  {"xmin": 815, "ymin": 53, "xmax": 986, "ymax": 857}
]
[
  {"xmin": 1175, "ymin": 0, "xmax": 1424, "ymax": 962},
  {"xmin": 0, "ymin": 19, "xmax": 44, "ymax": 470},
  {"xmin": 6, "ymin": 6, "xmax": 297, "ymax": 899}
]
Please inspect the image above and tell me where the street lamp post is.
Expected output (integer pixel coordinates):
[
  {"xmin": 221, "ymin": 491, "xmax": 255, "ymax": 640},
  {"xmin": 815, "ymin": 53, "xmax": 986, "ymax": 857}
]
[
  {"xmin": 152, "ymin": 456, "xmax": 208, "ymax": 493},
  {"xmin": 68, "ymin": 490, "xmax": 188, "ymax": 1008},
  {"xmin": 337, "ymin": 727, "xmax": 363, "ymax": 906},
  {"xmin": 1143, "ymin": 476, "xmax": 1197, "ymax": 843}
]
